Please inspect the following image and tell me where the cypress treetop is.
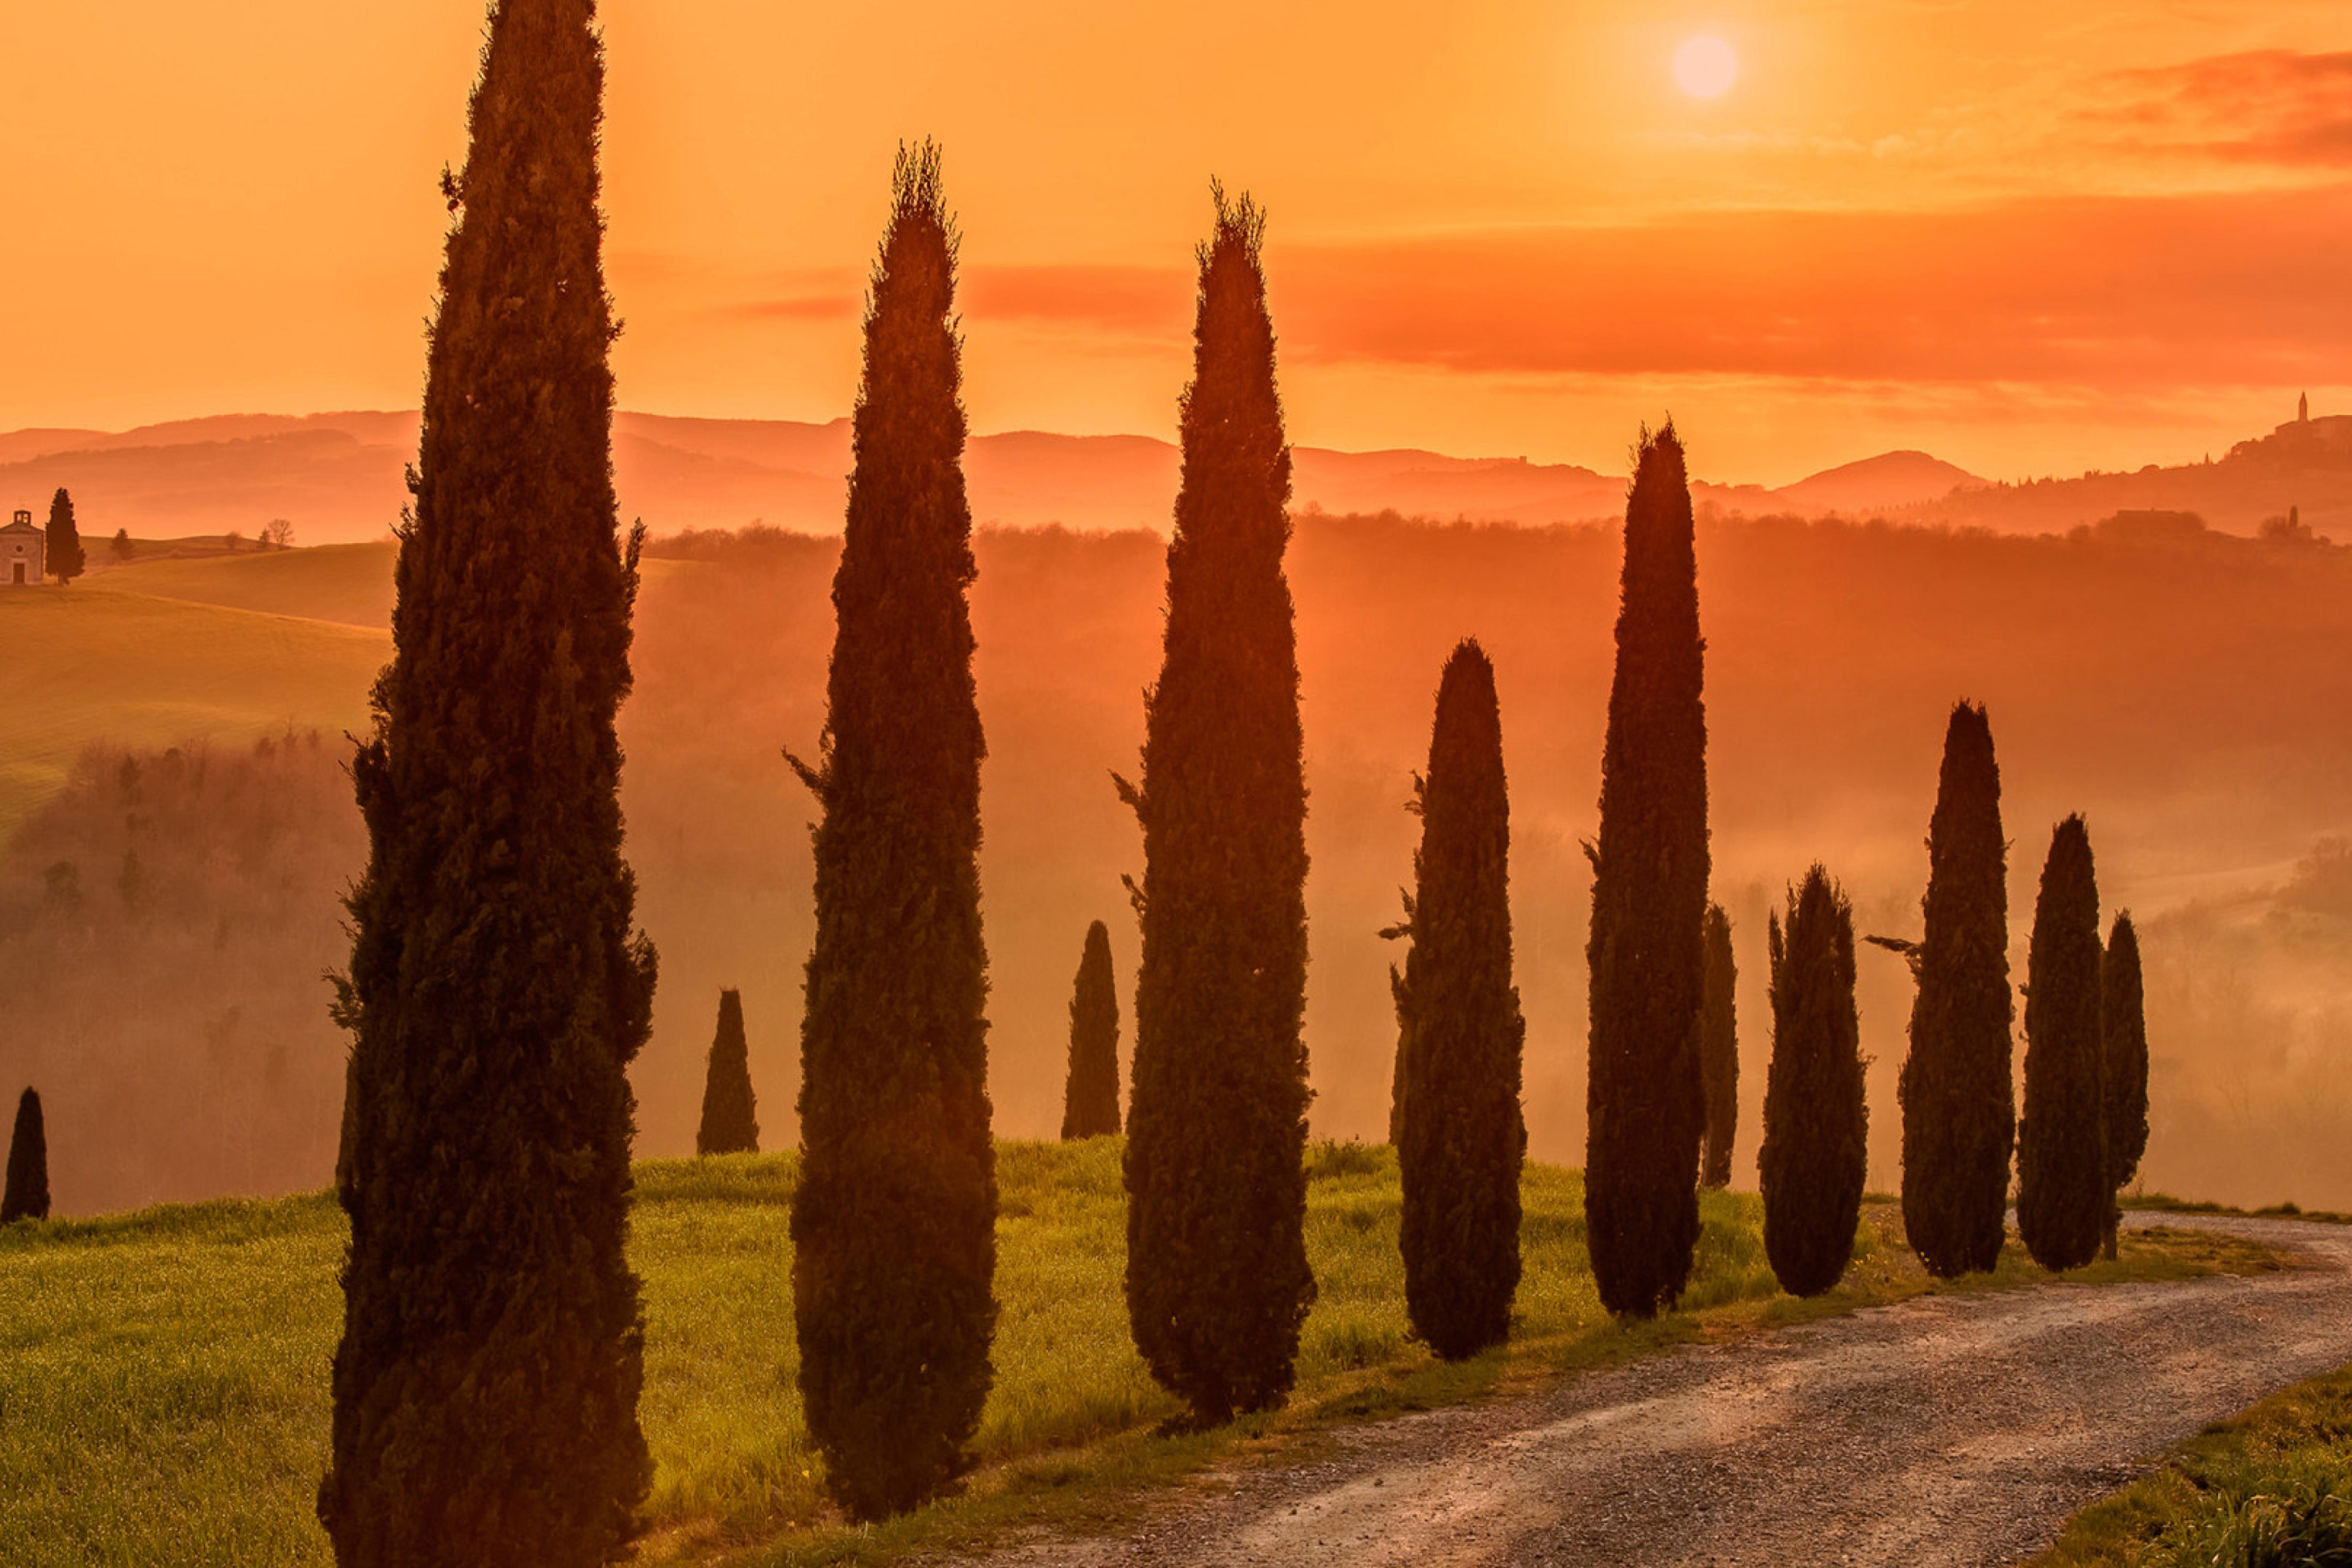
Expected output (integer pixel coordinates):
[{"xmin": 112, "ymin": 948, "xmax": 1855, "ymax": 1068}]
[
  {"xmin": 1699, "ymin": 903, "xmax": 1739, "ymax": 1189},
  {"xmin": 2102, "ymin": 911, "xmax": 2149, "ymax": 1255},
  {"xmin": 2018, "ymin": 815, "xmax": 2107, "ymax": 1273},
  {"xmin": 1584, "ymin": 421, "xmax": 1710, "ymax": 1319},
  {"xmin": 1392, "ymin": 640, "xmax": 1526, "ymax": 1361},
  {"xmin": 1759, "ymin": 869, "xmax": 1869, "ymax": 1298},
  {"xmin": 696, "ymin": 989, "xmax": 760, "ymax": 1156},
  {"xmin": 1120, "ymin": 185, "xmax": 1314, "ymax": 1427},
  {"xmin": 1061, "ymin": 921, "xmax": 1122, "ymax": 1139},
  {"xmin": 46, "ymin": 489, "xmax": 84, "ymax": 584},
  {"xmin": 790, "ymin": 143, "xmax": 997, "ymax": 1521},
  {"xmin": 318, "ymin": 2, "xmax": 658, "ymax": 1561},
  {"xmin": 2, "ymin": 1088, "xmax": 50, "ymax": 1223},
  {"xmin": 1895, "ymin": 702, "xmax": 2016, "ymax": 1278}
]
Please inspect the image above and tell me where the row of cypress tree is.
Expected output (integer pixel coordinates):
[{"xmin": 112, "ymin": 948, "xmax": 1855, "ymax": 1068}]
[{"xmin": 316, "ymin": 2, "xmax": 2161, "ymax": 1556}]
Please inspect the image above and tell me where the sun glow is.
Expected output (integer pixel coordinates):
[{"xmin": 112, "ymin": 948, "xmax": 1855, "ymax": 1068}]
[{"xmin": 1673, "ymin": 35, "xmax": 1740, "ymax": 100}]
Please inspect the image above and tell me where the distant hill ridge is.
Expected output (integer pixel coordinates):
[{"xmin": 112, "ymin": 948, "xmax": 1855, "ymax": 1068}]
[{"xmin": 5, "ymin": 404, "xmax": 2340, "ymax": 542}]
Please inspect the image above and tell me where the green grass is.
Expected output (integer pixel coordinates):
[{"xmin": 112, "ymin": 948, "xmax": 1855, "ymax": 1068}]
[
  {"xmin": 0, "ymin": 1141, "xmax": 2282, "ymax": 1567},
  {"xmin": 0, "ymin": 572, "xmax": 386, "ymax": 836},
  {"xmin": 2034, "ymin": 1362, "xmax": 2352, "ymax": 1567},
  {"xmin": 2127, "ymin": 1192, "xmax": 2352, "ymax": 1226}
]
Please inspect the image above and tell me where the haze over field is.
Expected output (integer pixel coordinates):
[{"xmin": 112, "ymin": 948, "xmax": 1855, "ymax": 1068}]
[{"xmin": 4, "ymin": 514, "xmax": 2347, "ymax": 1214}]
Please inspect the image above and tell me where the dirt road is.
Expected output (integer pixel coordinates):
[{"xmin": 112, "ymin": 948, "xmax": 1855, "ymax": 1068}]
[{"xmin": 973, "ymin": 1214, "xmax": 2352, "ymax": 1567}]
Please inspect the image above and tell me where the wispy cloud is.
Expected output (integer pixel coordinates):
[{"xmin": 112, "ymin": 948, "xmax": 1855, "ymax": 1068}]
[
  {"xmin": 2083, "ymin": 49, "xmax": 2352, "ymax": 168},
  {"xmin": 1266, "ymin": 184, "xmax": 2352, "ymax": 387}
]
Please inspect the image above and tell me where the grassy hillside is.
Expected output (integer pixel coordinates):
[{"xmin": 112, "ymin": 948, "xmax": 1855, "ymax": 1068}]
[
  {"xmin": 0, "ymin": 1141, "xmax": 2274, "ymax": 1568},
  {"xmin": 92, "ymin": 542, "xmax": 397, "ymax": 630},
  {"xmin": 0, "ymin": 578, "xmax": 385, "ymax": 838}
]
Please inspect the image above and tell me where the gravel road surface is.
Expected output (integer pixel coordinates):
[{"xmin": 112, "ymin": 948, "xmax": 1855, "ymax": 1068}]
[{"xmin": 968, "ymin": 1214, "xmax": 2352, "ymax": 1568}]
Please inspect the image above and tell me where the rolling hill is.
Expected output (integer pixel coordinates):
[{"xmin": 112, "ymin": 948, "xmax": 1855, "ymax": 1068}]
[
  {"xmin": 0, "ymin": 573, "xmax": 385, "ymax": 836},
  {"xmin": 2, "ymin": 409, "xmax": 2005, "ymax": 544}
]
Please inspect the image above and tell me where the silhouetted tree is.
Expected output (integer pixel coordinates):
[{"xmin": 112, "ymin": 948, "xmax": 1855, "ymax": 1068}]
[
  {"xmin": 2101, "ymin": 912, "xmax": 2149, "ymax": 1260},
  {"xmin": 1584, "ymin": 422, "xmax": 1709, "ymax": 1318},
  {"xmin": 1390, "ymin": 641, "xmax": 1525, "ymax": 1360},
  {"xmin": 1060, "ymin": 922, "xmax": 1121, "ymax": 1138},
  {"xmin": 696, "ymin": 989, "xmax": 759, "ymax": 1156},
  {"xmin": 2018, "ymin": 816, "xmax": 2106, "ymax": 1272},
  {"xmin": 1895, "ymin": 702, "xmax": 2015, "ymax": 1278},
  {"xmin": 2, "ymin": 1088, "xmax": 49, "ymax": 1223},
  {"xmin": 1118, "ymin": 187, "xmax": 1314, "ymax": 1425},
  {"xmin": 319, "ymin": 2, "xmax": 658, "ymax": 1562},
  {"xmin": 787, "ymin": 144, "xmax": 996, "ymax": 1521},
  {"xmin": 1759, "ymin": 869, "xmax": 1868, "ymax": 1298},
  {"xmin": 47, "ymin": 489, "xmax": 84, "ymax": 584},
  {"xmin": 1699, "ymin": 904, "xmax": 1739, "ymax": 1188},
  {"xmin": 110, "ymin": 528, "xmax": 135, "ymax": 561}
]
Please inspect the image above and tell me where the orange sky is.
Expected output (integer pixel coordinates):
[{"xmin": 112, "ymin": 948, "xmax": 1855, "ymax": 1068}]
[{"xmin": 2, "ymin": 1, "xmax": 2348, "ymax": 483}]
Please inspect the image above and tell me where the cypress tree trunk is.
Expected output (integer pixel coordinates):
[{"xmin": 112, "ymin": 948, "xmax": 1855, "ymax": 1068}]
[
  {"xmin": 320, "ymin": 3, "xmax": 657, "ymax": 1562},
  {"xmin": 695, "ymin": 989, "xmax": 760, "ymax": 1156},
  {"xmin": 1897, "ymin": 702, "xmax": 2016, "ymax": 1277},
  {"xmin": 1584, "ymin": 423, "xmax": 1709, "ymax": 1318},
  {"xmin": 2100, "ymin": 912, "xmax": 2149, "ymax": 1261},
  {"xmin": 1698, "ymin": 904, "xmax": 1738, "ymax": 1188},
  {"xmin": 46, "ymin": 489, "xmax": 84, "ymax": 584},
  {"xmin": 1061, "ymin": 922, "xmax": 1122, "ymax": 1138},
  {"xmin": 1393, "ymin": 641, "xmax": 1526, "ymax": 1361},
  {"xmin": 1120, "ymin": 188, "xmax": 1314, "ymax": 1426},
  {"xmin": 2017, "ymin": 816, "xmax": 2107, "ymax": 1272},
  {"xmin": 1759, "ymin": 869, "xmax": 1869, "ymax": 1298},
  {"xmin": 789, "ymin": 144, "xmax": 996, "ymax": 1521},
  {"xmin": 2, "ymin": 1088, "xmax": 50, "ymax": 1223}
]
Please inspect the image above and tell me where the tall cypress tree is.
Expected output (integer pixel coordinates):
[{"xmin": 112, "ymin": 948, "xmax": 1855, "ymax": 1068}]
[
  {"xmin": 47, "ymin": 489, "xmax": 84, "ymax": 584},
  {"xmin": 1061, "ymin": 921, "xmax": 1121, "ymax": 1139},
  {"xmin": 1584, "ymin": 422, "xmax": 1710, "ymax": 1318},
  {"xmin": 1119, "ymin": 188, "xmax": 1314, "ymax": 1426},
  {"xmin": 1896, "ymin": 702, "xmax": 2016, "ymax": 1277},
  {"xmin": 320, "ymin": 3, "xmax": 657, "ymax": 1562},
  {"xmin": 788, "ymin": 145, "xmax": 996, "ymax": 1521},
  {"xmin": 1392, "ymin": 641, "xmax": 1525, "ymax": 1361},
  {"xmin": 1698, "ymin": 904, "xmax": 1738, "ymax": 1188},
  {"xmin": 2101, "ymin": 912, "xmax": 2149, "ymax": 1259},
  {"xmin": 1759, "ymin": 870, "xmax": 1868, "ymax": 1298},
  {"xmin": 696, "ymin": 990, "xmax": 759, "ymax": 1156},
  {"xmin": 2, "ymin": 1088, "xmax": 50, "ymax": 1223},
  {"xmin": 2018, "ymin": 816, "xmax": 2107, "ymax": 1272}
]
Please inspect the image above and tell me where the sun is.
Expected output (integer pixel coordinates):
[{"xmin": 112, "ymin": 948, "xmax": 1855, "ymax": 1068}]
[{"xmin": 1673, "ymin": 35, "xmax": 1740, "ymax": 100}]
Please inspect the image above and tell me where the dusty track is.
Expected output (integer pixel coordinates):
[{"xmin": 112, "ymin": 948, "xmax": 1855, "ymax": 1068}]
[{"xmin": 968, "ymin": 1214, "xmax": 2352, "ymax": 1568}]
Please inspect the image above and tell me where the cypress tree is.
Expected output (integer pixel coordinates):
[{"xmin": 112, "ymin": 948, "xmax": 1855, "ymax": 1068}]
[
  {"xmin": 46, "ymin": 488, "xmax": 84, "ymax": 584},
  {"xmin": 1584, "ymin": 422, "xmax": 1710, "ymax": 1318},
  {"xmin": 1698, "ymin": 904, "xmax": 1739, "ymax": 1188},
  {"xmin": 1119, "ymin": 188, "xmax": 1314, "ymax": 1425},
  {"xmin": 1061, "ymin": 922, "xmax": 1121, "ymax": 1139},
  {"xmin": 2017, "ymin": 816, "xmax": 2107, "ymax": 1272},
  {"xmin": 2101, "ymin": 912, "xmax": 2149, "ymax": 1259},
  {"xmin": 695, "ymin": 989, "xmax": 759, "ymax": 1156},
  {"xmin": 788, "ymin": 144, "xmax": 996, "ymax": 1521},
  {"xmin": 1896, "ymin": 702, "xmax": 2016, "ymax": 1277},
  {"xmin": 319, "ymin": 3, "xmax": 657, "ymax": 1562},
  {"xmin": 2, "ymin": 1088, "xmax": 50, "ymax": 1223},
  {"xmin": 1392, "ymin": 641, "xmax": 1525, "ymax": 1361},
  {"xmin": 1758, "ymin": 869, "xmax": 1868, "ymax": 1298}
]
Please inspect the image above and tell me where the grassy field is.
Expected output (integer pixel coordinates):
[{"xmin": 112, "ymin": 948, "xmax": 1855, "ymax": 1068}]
[
  {"xmin": 0, "ymin": 1140, "xmax": 2278, "ymax": 1568},
  {"xmin": 87, "ymin": 542, "xmax": 396, "ymax": 630},
  {"xmin": 2034, "ymin": 1361, "xmax": 2352, "ymax": 1567},
  {"xmin": 0, "ymin": 568, "xmax": 386, "ymax": 836}
]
